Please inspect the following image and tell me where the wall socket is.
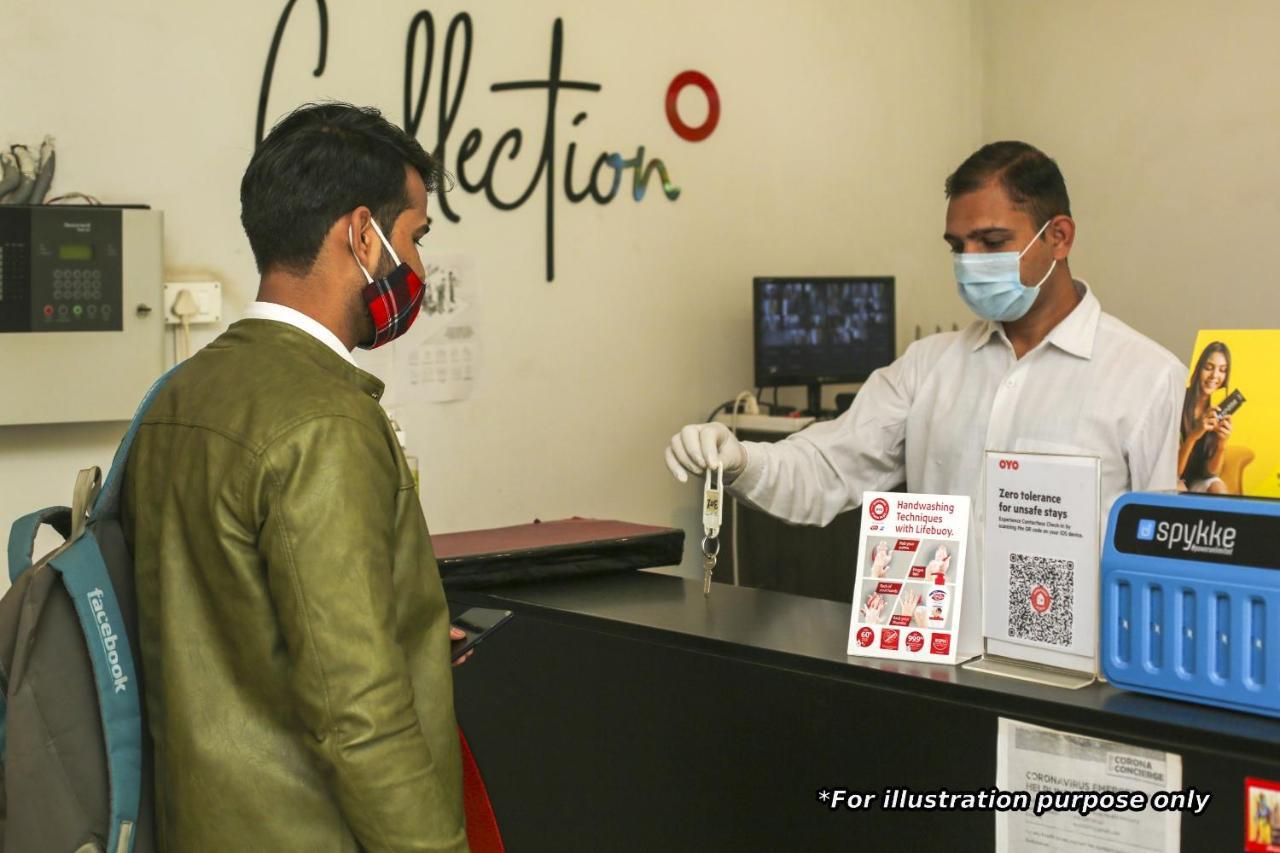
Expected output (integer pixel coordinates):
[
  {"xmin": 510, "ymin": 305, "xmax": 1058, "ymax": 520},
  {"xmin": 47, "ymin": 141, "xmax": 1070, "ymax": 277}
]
[{"xmin": 163, "ymin": 281, "xmax": 222, "ymax": 325}]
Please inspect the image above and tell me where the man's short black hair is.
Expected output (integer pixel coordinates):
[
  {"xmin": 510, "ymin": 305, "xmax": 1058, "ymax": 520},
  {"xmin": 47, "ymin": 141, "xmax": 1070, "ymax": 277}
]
[
  {"xmin": 944, "ymin": 141, "xmax": 1071, "ymax": 228},
  {"xmin": 241, "ymin": 102, "xmax": 444, "ymax": 275}
]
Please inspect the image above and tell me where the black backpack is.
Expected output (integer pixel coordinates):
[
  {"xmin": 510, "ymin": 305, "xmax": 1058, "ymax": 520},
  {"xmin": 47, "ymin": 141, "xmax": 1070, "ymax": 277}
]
[{"xmin": 0, "ymin": 369, "xmax": 172, "ymax": 852}]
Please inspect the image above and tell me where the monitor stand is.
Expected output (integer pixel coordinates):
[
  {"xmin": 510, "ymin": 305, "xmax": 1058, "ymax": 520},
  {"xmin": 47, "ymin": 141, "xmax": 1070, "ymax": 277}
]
[{"xmin": 803, "ymin": 383, "xmax": 824, "ymax": 418}]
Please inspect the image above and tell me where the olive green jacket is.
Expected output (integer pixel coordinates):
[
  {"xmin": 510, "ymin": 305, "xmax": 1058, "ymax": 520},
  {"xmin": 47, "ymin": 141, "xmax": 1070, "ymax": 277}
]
[{"xmin": 123, "ymin": 319, "xmax": 467, "ymax": 852}]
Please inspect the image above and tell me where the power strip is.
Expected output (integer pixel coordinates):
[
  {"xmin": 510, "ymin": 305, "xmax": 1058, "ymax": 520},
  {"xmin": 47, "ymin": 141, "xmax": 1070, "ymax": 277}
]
[{"xmin": 714, "ymin": 413, "xmax": 815, "ymax": 434}]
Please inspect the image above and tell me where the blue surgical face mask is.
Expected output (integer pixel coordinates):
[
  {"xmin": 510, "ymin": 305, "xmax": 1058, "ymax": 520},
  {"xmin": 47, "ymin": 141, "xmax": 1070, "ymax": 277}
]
[{"xmin": 953, "ymin": 219, "xmax": 1056, "ymax": 322}]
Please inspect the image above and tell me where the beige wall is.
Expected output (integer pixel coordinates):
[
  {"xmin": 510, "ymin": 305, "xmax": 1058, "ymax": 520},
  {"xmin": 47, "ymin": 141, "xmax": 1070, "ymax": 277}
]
[
  {"xmin": 0, "ymin": 1, "xmax": 980, "ymax": 587},
  {"xmin": 979, "ymin": 0, "xmax": 1280, "ymax": 358},
  {"xmin": 10, "ymin": 1, "xmax": 1278, "ymax": 592}
]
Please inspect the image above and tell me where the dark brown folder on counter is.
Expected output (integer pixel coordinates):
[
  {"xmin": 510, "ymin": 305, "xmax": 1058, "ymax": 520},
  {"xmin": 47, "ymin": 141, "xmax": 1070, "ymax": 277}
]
[{"xmin": 432, "ymin": 517, "xmax": 684, "ymax": 589}]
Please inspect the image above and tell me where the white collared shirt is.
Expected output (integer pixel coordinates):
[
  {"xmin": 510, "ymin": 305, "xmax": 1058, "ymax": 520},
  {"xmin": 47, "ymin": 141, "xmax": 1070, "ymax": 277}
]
[
  {"xmin": 242, "ymin": 301, "xmax": 357, "ymax": 366},
  {"xmin": 732, "ymin": 281, "xmax": 1187, "ymax": 528}
]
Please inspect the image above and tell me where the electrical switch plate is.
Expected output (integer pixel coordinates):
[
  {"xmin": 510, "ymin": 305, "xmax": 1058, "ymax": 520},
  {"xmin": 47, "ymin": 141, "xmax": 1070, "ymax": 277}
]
[{"xmin": 163, "ymin": 280, "xmax": 222, "ymax": 325}]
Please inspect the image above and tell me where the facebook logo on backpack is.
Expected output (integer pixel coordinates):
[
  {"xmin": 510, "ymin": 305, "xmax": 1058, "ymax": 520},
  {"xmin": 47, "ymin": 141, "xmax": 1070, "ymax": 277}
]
[{"xmin": 1137, "ymin": 519, "xmax": 1157, "ymax": 541}]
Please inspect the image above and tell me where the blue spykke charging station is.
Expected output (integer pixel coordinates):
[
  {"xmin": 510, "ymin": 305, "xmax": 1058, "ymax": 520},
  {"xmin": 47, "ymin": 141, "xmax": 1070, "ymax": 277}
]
[{"xmin": 1102, "ymin": 491, "xmax": 1280, "ymax": 718}]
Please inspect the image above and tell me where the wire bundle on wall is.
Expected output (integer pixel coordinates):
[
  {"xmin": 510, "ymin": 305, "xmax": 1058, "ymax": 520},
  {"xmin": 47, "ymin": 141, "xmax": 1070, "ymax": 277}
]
[{"xmin": 0, "ymin": 136, "xmax": 99, "ymax": 205}]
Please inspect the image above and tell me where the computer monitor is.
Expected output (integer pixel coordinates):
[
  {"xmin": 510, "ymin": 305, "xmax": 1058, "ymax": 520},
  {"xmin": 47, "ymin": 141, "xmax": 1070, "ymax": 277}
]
[{"xmin": 753, "ymin": 276, "xmax": 895, "ymax": 414}]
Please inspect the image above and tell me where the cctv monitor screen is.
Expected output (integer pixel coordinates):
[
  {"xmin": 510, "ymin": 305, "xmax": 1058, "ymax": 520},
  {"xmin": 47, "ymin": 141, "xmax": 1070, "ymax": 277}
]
[{"xmin": 753, "ymin": 276, "xmax": 895, "ymax": 387}]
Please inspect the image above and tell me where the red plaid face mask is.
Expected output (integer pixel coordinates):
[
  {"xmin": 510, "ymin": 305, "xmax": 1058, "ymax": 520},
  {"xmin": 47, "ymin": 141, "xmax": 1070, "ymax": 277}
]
[{"xmin": 349, "ymin": 218, "xmax": 425, "ymax": 350}]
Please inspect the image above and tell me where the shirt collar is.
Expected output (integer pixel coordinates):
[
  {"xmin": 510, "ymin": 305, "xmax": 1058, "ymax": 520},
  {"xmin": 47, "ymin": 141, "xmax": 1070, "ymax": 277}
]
[
  {"xmin": 969, "ymin": 279, "xmax": 1101, "ymax": 360},
  {"xmin": 242, "ymin": 301, "xmax": 357, "ymax": 366}
]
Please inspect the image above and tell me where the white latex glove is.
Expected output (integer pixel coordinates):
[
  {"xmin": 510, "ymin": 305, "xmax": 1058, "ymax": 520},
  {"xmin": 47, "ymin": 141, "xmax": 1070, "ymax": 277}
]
[{"xmin": 664, "ymin": 422, "xmax": 747, "ymax": 483}]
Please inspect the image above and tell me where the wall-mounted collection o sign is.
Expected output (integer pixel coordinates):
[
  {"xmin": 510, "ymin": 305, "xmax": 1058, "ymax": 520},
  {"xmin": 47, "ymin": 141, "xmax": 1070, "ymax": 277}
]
[
  {"xmin": 257, "ymin": 2, "xmax": 723, "ymax": 280},
  {"xmin": 666, "ymin": 71, "xmax": 720, "ymax": 142}
]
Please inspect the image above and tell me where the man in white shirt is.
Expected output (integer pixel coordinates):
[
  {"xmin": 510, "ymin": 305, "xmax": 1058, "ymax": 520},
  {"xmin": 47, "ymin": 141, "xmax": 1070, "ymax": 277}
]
[{"xmin": 665, "ymin": 141, "xmax": 1185, "ymax": 531}]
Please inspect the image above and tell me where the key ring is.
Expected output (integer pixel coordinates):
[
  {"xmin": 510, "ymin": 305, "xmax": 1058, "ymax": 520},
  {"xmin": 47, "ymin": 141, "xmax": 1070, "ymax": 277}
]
[{"xmin": 701, "ymin": 536, "xmax": 721, "ymax": 559}]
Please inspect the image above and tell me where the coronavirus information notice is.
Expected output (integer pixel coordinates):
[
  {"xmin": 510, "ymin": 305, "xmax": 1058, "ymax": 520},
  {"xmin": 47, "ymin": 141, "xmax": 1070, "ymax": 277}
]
[
  {"xmin": 847, "ymin": 492, "xmax": 972, "ymax": 664},
  {"xmin": 996, "ymin": 718, "xmax": 1184, "ymax": 853}
]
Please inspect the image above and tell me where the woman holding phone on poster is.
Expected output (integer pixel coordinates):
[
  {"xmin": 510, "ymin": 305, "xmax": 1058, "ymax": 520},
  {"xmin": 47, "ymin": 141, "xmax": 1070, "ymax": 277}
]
[{"xmin": 1178, "ymin": 341, "xmax": 1233, "ymax": 493}]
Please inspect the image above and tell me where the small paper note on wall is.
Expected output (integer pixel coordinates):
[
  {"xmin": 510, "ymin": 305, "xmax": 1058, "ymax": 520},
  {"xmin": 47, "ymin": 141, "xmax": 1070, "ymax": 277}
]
[{"xmin": 394, "ymin": 251, "xmax": 481, "ymax": 404}]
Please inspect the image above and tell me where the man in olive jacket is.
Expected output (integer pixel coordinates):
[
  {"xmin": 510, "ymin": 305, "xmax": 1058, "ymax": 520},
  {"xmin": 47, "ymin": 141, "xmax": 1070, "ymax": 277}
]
[{"xmin": 123, "ymin": 103, "xmax": 468, "ymax": 852}]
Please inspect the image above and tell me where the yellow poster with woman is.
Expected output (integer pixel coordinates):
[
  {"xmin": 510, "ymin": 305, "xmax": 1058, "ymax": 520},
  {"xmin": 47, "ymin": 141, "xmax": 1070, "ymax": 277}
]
[{"xmin": 1180, "ymin": 331, "xmax": 1280, "ymax": 497}]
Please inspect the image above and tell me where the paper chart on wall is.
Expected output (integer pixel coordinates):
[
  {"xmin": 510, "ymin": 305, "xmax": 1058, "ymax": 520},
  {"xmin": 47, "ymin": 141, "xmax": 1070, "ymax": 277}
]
[{"xmin": 393, "ymin": 251, "xmax": 481, "ymax": 403}]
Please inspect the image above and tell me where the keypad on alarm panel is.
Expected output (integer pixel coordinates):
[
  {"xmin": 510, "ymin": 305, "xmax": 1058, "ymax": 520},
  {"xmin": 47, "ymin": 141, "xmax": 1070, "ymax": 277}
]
[{"xmin": 52, "ymin": 268, "xmax": 104, "ymax": 301}]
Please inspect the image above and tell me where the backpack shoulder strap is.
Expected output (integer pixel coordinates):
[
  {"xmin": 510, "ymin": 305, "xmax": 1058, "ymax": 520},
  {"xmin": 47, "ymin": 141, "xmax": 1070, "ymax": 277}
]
[
  {"xmin": 50, "ymin": 454, "xmax": 146, "ymax": 853},
  {"xmin": 92, "ymin": 365, "xmax": 181, "ymax": 522},
  {"xmin": 49, "ymin": 540, "xmax": 143, "ymax": 853}
]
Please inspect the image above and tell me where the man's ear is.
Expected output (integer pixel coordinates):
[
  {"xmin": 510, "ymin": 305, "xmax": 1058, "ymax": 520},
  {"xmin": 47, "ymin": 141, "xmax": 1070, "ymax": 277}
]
[
  {"xmin": 347, "ymin": 206, "xmax": 384, "ymax": 276},
  {"xmin": 1049, "ymin": 214, "xmax": 1076, "ymax": 260}
]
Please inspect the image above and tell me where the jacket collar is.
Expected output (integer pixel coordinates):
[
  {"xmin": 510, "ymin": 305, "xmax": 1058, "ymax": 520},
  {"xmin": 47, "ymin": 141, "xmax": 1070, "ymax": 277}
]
[
  {"xmin": 242, "ymin": 301, "xmax": 357, "ymax": 366},
  {"xmin": 230, "ymin": 319, "xmax": 386, "ymax": 401}
]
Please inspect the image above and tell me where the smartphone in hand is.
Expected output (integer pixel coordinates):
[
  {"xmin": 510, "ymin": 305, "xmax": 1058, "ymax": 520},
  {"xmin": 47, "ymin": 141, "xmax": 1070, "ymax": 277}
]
[
  {"xmin": 450, "ymin": 607, "xmax": 514, "ymax": 662},
  {"xmin": 1217, "ymin": 388, "xmax": 1246, "ymax": 418}
]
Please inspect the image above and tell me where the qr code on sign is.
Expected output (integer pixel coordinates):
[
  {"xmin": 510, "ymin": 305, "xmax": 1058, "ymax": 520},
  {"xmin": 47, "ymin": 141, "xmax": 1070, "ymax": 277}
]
[{"xmin": 1007, "ymin": 552, "xmax": 1074, "ymax": 647}]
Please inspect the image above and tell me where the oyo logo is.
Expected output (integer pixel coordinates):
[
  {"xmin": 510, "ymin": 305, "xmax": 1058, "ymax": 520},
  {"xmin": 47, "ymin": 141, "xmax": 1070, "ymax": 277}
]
[
  {"xmin": 880, "ymin": 628, "xmax": 900, "ymax": 650},
  {"xmin": 856, "ymin": 627, "xmax": 875, "ymax": 647},
  {"xmin": 1030, "ymin": 585, "xmax": 1052, "ymax": 613},
  {"xmin": 930, "ymin": 633, "xmax": 951, "ymax": 655},
  {"xmin": 905, "ymin": 631, "xmax": 924, "ymax": 652},
  {"xmin": 869, "ymin": 498, "xmax": 890, "ymax": 521},
  {"xmin": 998, "ymin": 459, "xmax": 1020, "ymax": 471},
  {"xmin": 1136, "ymin": 519, "xmax": 1156, "ymax": 541},
  {"xmin": 87, "ymin": 589, "xmax": 130, "ymax": 694}
]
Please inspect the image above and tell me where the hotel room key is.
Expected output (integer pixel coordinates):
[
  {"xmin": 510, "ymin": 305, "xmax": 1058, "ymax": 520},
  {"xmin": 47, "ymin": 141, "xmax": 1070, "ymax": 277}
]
[{"xmin": 702, "ymin": 462, "xmax": 723, "ymax": 597}]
